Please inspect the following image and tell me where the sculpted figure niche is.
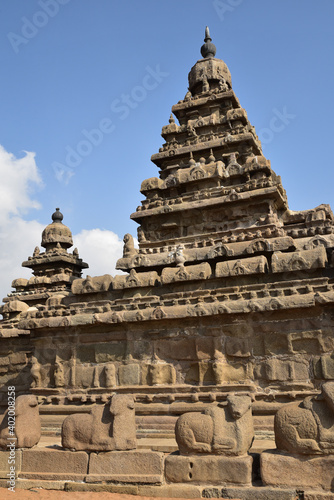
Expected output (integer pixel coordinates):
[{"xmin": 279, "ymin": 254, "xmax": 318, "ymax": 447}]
[{"xmin": 175, "ymin": 394, "xmax": 254, "ymax": 456}]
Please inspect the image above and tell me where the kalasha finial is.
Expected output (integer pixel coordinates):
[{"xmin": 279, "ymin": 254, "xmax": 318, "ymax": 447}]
[
  {"xmin": 200, "ymin": 26, "xmax": 216, "ymax": 59},
  {"xmin": 51, "ymin": 207, "xmax": 63, "ymax": 223}
]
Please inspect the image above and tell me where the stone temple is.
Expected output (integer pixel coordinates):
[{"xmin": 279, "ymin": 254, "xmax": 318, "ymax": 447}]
[{"xmin": 1, "ymin": 28, "xmax": 334, "ymax": 496}]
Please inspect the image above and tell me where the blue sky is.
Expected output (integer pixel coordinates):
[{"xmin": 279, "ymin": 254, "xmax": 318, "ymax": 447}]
[{"xmin": 0, "ymin": 0, "xmax": 334, "ymax": 300}]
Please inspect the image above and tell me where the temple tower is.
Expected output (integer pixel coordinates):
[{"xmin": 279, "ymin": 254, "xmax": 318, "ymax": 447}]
[{"xmin": 1, "ymin": 30, "xmax": 334, "ymax": 439}]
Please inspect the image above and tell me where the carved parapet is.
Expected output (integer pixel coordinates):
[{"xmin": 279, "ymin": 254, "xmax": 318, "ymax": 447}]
[
  {"xmin": 28, "ymin": 276, "xmax": 51, "ymax": 286},
  {"xmin": 11, "ymin": 278, "xmax": 28, "ymax": 291},
  {"xmin": 0, "ymin": 299, "xmax": 29, "ymax": 320},
  {"xmin": 71, "ymin": 274, "xmax": 113, "ymax": 295},
  {"xmin": 216, "ymin": 255, "xmax": 268, "ymax": 277},
  {"xmin": 113, "ymin": 270, "xmax": 159, "ymax": 289},
  {"xmin": 161, "ymin": 263, "xmax": 211, "ymax": 284},
  {"xmin": 46, "ymin": 294, "xmax": 67, "ymax": 308},
  {"xmin": 272, "ymin": 247, "xmax": 327, "ymax": 273}
]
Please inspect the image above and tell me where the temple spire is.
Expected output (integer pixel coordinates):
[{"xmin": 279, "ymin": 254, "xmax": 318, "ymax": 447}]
[{"xmin": 200, "ymin": 26, "xmax": 216, "ymax": 59}]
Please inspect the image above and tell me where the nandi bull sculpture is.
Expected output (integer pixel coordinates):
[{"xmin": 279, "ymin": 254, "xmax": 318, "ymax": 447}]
[
  {"xmin": 175, "ymin": 394, "xmax": 254, "ymax": 456},
  {"xmin": 62, "ymin": 393, "xmax": 136, "ymax": 451},
  {"xmin": 275, "ymin": 381, "xmax": 334, "ymax": 455}
]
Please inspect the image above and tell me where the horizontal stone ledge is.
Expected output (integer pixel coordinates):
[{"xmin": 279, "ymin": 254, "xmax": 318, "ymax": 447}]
[
  {"xmin": 261, "ymin": 449, "xmax": 334, "ymax": 492},
  {"xmin": 20, "ymin": 449, "xmax": 88, "ymax": 476},
  {"xmin": 88, "ymin": 450, "xmax": 164, "ymax": 484},
  {"xmin": 19, "ymin": 472, "xmax": 86, "ymax": 481},
  {"xmin": 0, "ymin": 450, "xmax": 22, "ymax": 478},
  {"xmin": 165, "ymin": 453, "xmax": 252, "ymax": 485}
]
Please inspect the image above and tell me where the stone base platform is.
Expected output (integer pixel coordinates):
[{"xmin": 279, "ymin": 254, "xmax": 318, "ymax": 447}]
[
  {"xmin": 261, "ymin": 449, "xmax": 334, "ymax": 492},
  {"xmin": 88, "ymin": 450, "xmax": 164, "ymax": 483},
  {"xmin": 2, "ymin": 447, "xmax": 334, "ymax": 498},
  {"xmin": 0, "ymin": 448, "xmax": 163, "ymax": 484},
  {"xmin": 3, "ymin": 479, "xmax": 334, "ymax": 499},
  {"xmin": 165, "ymin": 453, "xmax": 253, "ymax": 486}
]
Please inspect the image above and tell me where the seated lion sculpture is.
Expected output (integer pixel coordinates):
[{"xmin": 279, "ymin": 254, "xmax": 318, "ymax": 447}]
[
  {"xmin": 275, "ymin": 381, "xmax": 334, "ymax": 455},
  {"xmin": 61, "ymin": 394, "xmax": 136, "ymax": 452},
  {"xmin": 175, "ymin": 394, "xmax": 254, "ymax": 456}
]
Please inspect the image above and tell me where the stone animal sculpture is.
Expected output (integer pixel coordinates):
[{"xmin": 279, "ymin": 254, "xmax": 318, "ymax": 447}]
[
  {"xmin": 275, "ymin": 381, "xmax": 334, "ymax": 455},
  {"xmin": 175, "ymin": 394, "xmax": 254, "ymax": 456},
  {"xmin": 61, "ymin": 393, "xmax": 136, "ymax": 451},
  {"xmin": 0, "ymin": 395, "xmax": 41, "ymax": 448}
]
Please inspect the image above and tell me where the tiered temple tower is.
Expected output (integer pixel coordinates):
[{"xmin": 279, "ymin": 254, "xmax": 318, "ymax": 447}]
[{"xmin": 1, "ymin": 29, "xmax": 334, "ymax": 439}]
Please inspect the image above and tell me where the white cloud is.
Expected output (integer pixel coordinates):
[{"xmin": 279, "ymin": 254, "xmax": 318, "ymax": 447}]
[
  {"xmin": 0, "ymin": 145, "xmax": 42, "ymax": 225},
  {"xmin": 0, "ymin": 145, "xmax": 127, "ymax": 304},
  {"xmin": 73, "ymin": 228, "xmax": 124, "ymax": 278}
]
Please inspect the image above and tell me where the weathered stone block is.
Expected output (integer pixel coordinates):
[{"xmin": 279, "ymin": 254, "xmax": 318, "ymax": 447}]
[
  {"xmin": 225, "ymin": 337, "xmax": 250, "ymax": 357},
  {"xmin": 149, "ymin": 363, "xmax": 176, "ymax": 385},
  {"xmin": 156, "ymin": 338, "xmax": 196, "ymax": 361},
  {"xmin": 196, "ymin": 337, "xmax": 214, "ymax": 360},
  {"xmin": 261, "ymin": 450, "xmax": 334, "ymax": 491},
  {"xmin": 321, "ymin": 354, "xmax": 334, "ymax": 379},
  {"xmin": 8, "ymin": 352, "xmax": 26, "ymax": 365},
  {"xmin": 218, "ymin": 486, "xmax": 300, "ymax": 500},
  {"xmin": 262, "ymin": 358, "xmax": 309, "ymax": 382},
  {"xmin": 118, "ymin": 363, "xmax": 141, "ymax": 385},
  {"xmin": 71, "ymin": 274, "xmax": 113, "ymax": 294},
  {"xmin": 161, "ymin": 263, "xmax": 211, "ymax": 284},
  {"xmin": 20, "ymin": 449, "xmax": 88, "ymax": 480},
  {"xmin": 271, "ymin": 247, "xmax": 327, "ymax": 273},
  {"xmin": 185, "ymin": 362, "xmax": 215, "ymax": 384},
  {"xmin": 95, "ymin": 342, "xmax": 126, "ymax": 363},
  {"xmin": 139, "ymin": 484, "xmax": 202, "ymax": 498},
  {"xmin": 213, "ymin": 362, "xmax": 248, "ymax": 383},
  {"xmin": 113, "ymin": 270, "xmax": 159, "ymax": 289},
  {"xmin": 165, "ymin": 454, "xmax": 252, "ymax": 485},
  {"xmin": 216, "ymin": 255, "xmax": 268, "ymax": 277},
  {"xmin": 0, "ymin": 450, "xmax": 22, "ymax": 478},
  {"xmin": 0, "ymin": 357, "xmax": 9, "ymax": 367},
  {"xmin": 88, "ymin": 450, "xmax": 164, "ymax": 483}
]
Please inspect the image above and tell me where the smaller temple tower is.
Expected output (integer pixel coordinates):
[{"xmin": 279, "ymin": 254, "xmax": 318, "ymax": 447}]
[{"xmin": 1, "ymin": 208, "xmax": 88, "ymax": 314}]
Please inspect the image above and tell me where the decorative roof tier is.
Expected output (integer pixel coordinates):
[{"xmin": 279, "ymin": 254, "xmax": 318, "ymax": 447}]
[{"xmin": 116, "ymin": 28, "xmax": 296, "ymax": 272}]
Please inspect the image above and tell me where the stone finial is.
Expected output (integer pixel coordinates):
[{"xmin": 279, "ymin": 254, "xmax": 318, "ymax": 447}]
[
  {"xmin": 200, "ymin": 26, "xmax": 216, "ymax": 59},
  {"xmin": 52, "ymin": 208, "xmax": 63, "ymax": 224},
  {"xmin": 41, "ymin": 208, "xmax": 73, "ymax": 250}
]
